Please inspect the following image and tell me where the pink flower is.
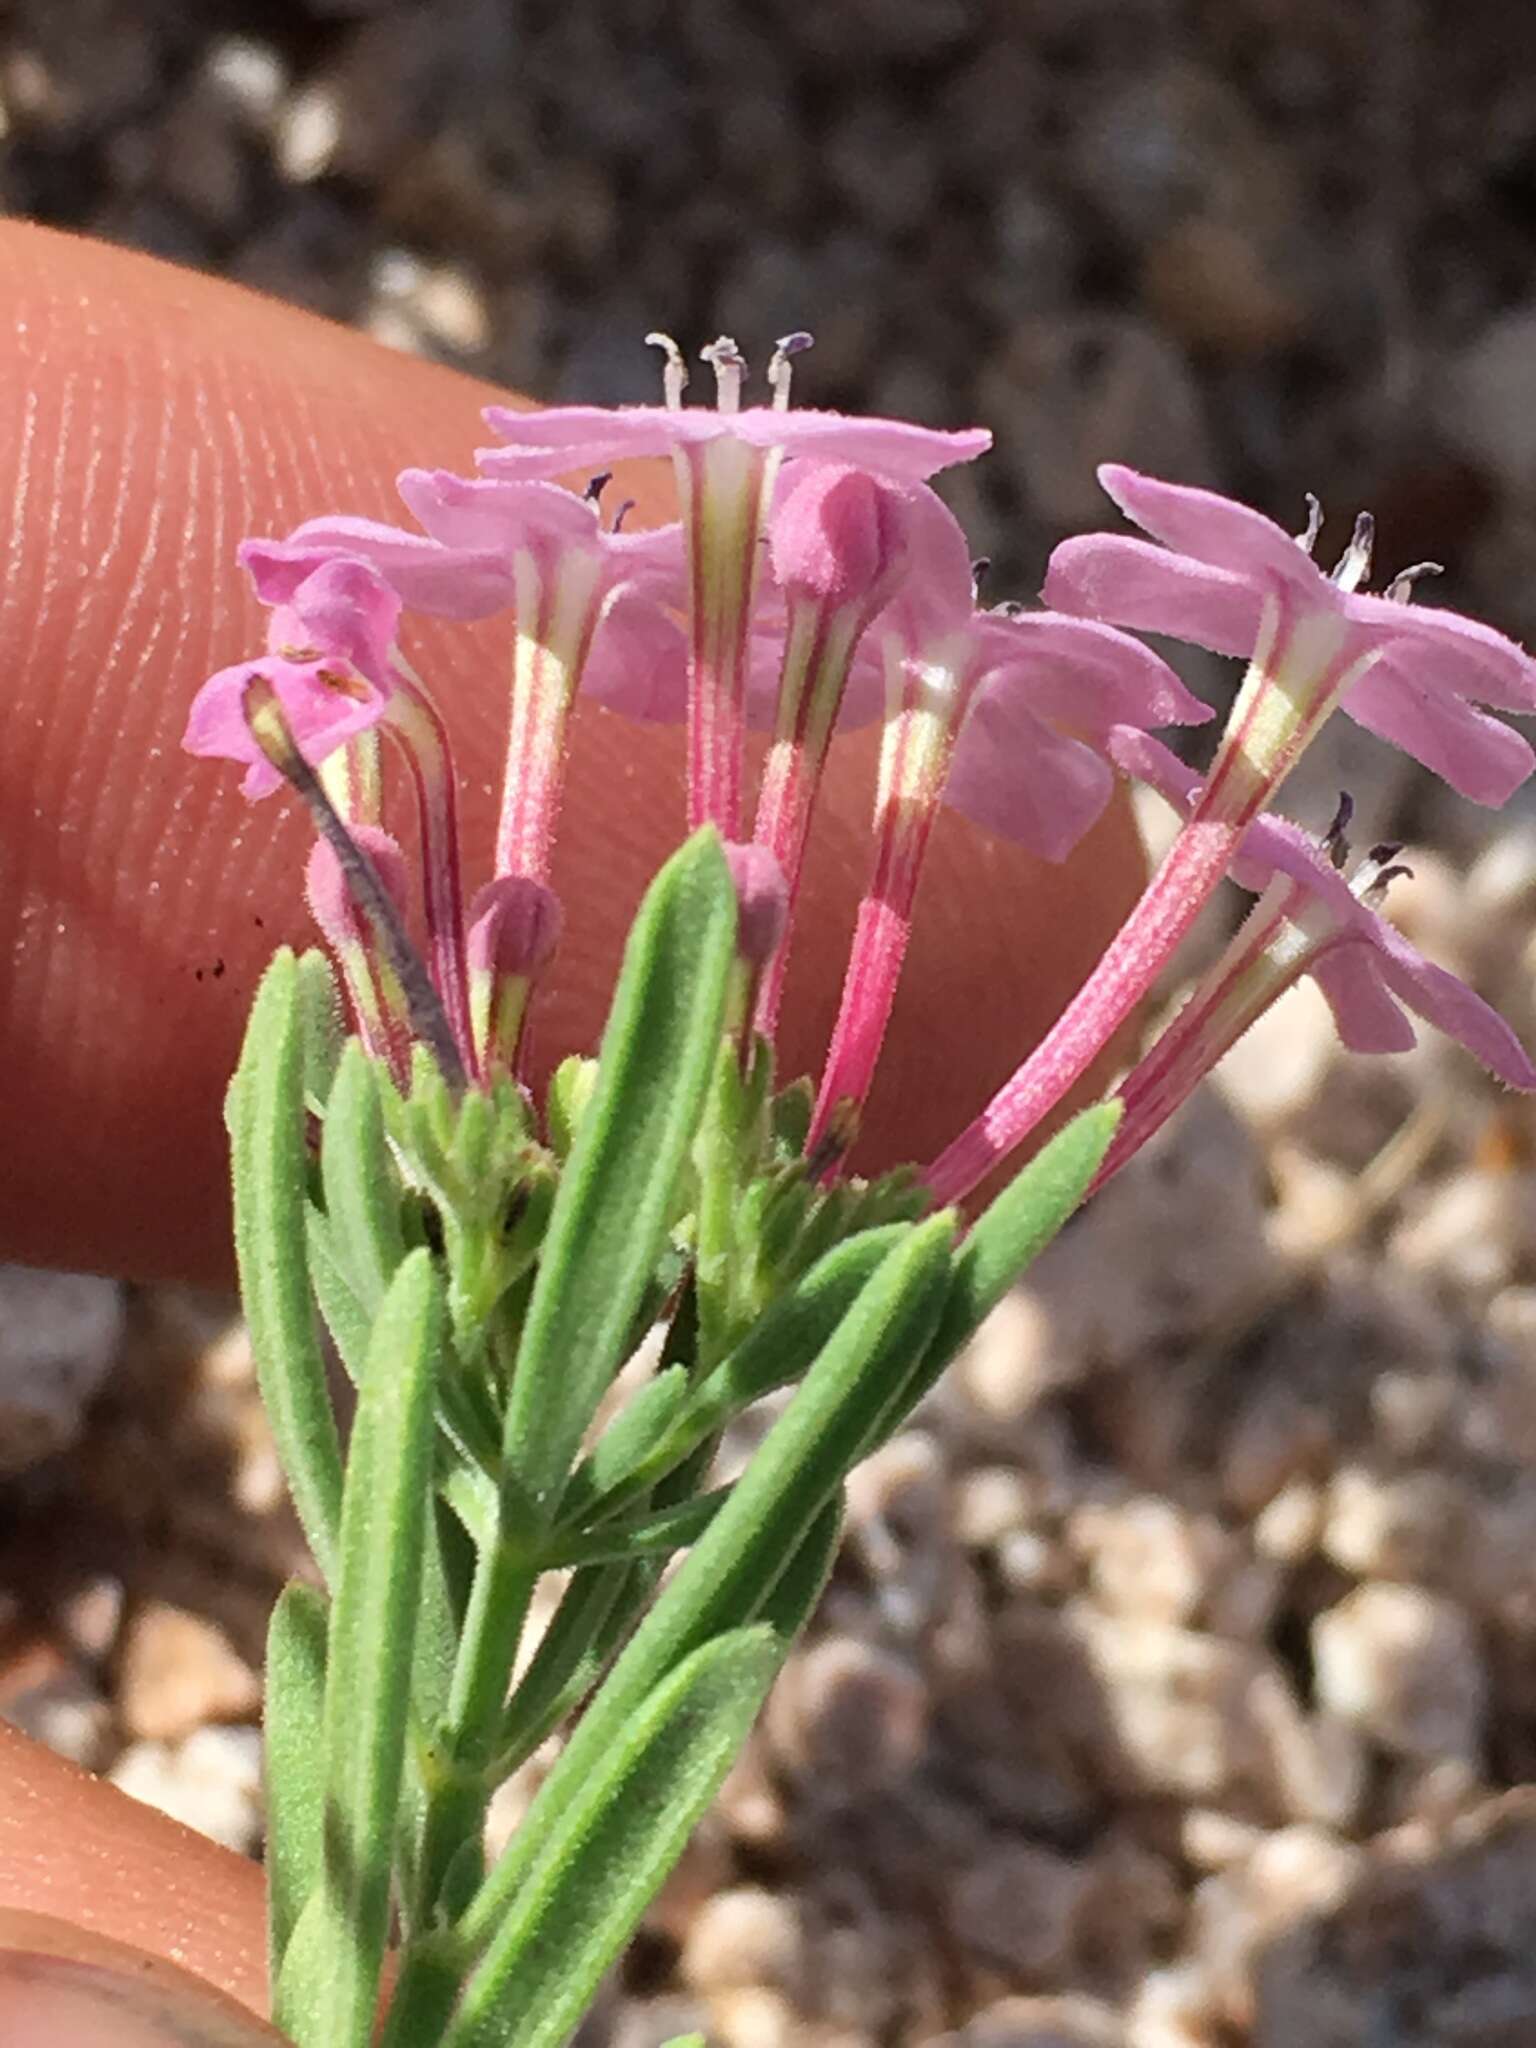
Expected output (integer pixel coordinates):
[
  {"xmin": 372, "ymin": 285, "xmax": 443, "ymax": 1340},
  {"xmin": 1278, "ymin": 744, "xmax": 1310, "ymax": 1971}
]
[
  {"xmin": 1108, "ymin": 729, "xmax": 1536, "ymax": 1085},
  {"xmin": 860, "ymin": 490, "xmax": 1212, "ymax": 863},
  {"xmin": 478, "ymin": 335, "xmax": 992, "ymax": 834},
  {"xmin": 1045, "ymin": 465, "xmax": 1536, "ymax": 806},
  {"xmin": 807, "ymin": 490, "xmax": 1209, "ymax": 1159},
  {"xmin": 183, "ymin": 555, "xmax": 400, "ymax": 798},
  {"xmin": 249, "ymin": 469, "xmax": 690, "ymax": 723}
]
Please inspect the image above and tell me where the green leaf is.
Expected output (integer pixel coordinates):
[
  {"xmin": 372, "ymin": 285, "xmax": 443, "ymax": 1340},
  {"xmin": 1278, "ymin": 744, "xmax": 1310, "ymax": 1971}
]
[
  {"xmin": 541, "ymin": 1490, "xmax": 722, "ymax": 1569},
  {"xmin": 227, "ymin": 951, "xmax": 343, "ymax": 1583},
  {"xmin": 558, "ymin": 1225, "xmax": 907, "ymax": 1527},
  {"xmin": 275, "ymin": 1249, "xmax": 444, "ymax": 2048},
  {"xmin": 295, "ymin": 947, "xmax": 344, "ymax": 1111},
  {"xmin": 562, "ymin": 1365, "xmax": 691, "ymax": 1520},
  {"xmin": 546, "ymin": 1054, "xmax": 598, "ymax": 1160},
  {"xmin": 756, "ymin": 1493, "xmax": 843, "ymax": 1647},
  {"xmin": 882, "ymin": 1103, "xmax": 1121, "ymax": 1438},
  {"xmin": 461, "ymin": 1215, "xmax": 954, "ymax": 1956},
  {"xmin": 504, "ymin": 830, "xmax": 737, "ymax": 1508},
  {"xmin": 306, "ymin": 1204, "xmax": 371, "ymax": 1385},
  {"xmin": 442, "ymin": 1629, "xmax": 780, "ymax": 2048},
  {"xmin": 495, "ymin": 1561, "xmax": 646, "ymax": 1772},
  {"xmin": 264, "ymin": 1581, "xmax": 328, "ymax": 1986},
  {"xmin": 321, "ymin": 1041, "xmax": 406, "ymax": 1314}
]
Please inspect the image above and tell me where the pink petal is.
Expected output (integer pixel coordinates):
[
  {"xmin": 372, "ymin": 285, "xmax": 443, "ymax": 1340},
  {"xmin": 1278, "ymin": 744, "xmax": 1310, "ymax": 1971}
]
[
  {"xmin": 1043, "ymin": 533, "xmax": 1267, "ymax": 658},
  {"xmin": 480, "ymin": 403, "xmax": 990, "ymax": 485},
  {"xmin": 1348, "ymin": 592, "xmax": 1536, "ymax": 713},
  {"xmin": 877, "ymin": 485, "xmax": 978, "ymax": 646},
  {"xmin": 1097, "ymin": 464, "xmax": 1316, "ymax": 585},
  {"xmin": 183, "ymin": 662, "xmax": 284, "ymax": 798},
  {"xmin": 947, "ymin": 687, "xmax": 1114, "ymax": 860},
  {"xmin": 606, "ymin": 519, "xmax": 689, "ymax": 599},
  {"xmin": 1310, "ymin": 944, "xmax": 1419, "ymax": 1055},
  {"xmin": 1370, "ymin": 925, "xmax": 1536, "ymax": 1087},
  {"xmin": 248, "ymin": 528, "xmax": 512, "ymax": 621},
  {"xmin": 183, "ymin": 655, "xmax": 386, "ymax": 799},
  {"xmin": 583, "ymin": 597, "xmax": 688, "ymax": 722},
  {"xmin": 721, "ymin": 409, "xmax": 991, "ymax": 481},
  {"xmin": 479, "ymin": 404, "xmax": 684, "ymax": 479},
  {"xmin": 974, "ymin": 611, "xmax": 1212, "ymax": 731},
  {"xmin": 1345, "ymin": 663, "xmax": 1536, "ymax": 805},
  {"xmin": 1104, "ymin": 726, "xmax": 1201, "ymax": 807},
  {"xmin": 396, "ymin": 468, "xmax": 599, "ymax": 551},
  {"xmin": 280, "ymin": 556, "xmax": 401, "ymax": 679}
]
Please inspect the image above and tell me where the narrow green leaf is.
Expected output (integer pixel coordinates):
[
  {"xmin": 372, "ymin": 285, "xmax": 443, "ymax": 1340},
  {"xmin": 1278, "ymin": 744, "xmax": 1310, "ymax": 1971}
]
[
  {"xmin": 505, "ymin": 830, "xmax": 737, "ymax": 1506},
  {"xmin": 542, "ymin": 1490, "xmax": 722, "ymax": 1568},
  {"xmin": 264, "ymin": 1581, "xmax": 329, "ymax": 1986},
  {"xmin": 276, "ymin": 1248, "xmax": 444, "ymax": 2048},
  {"xmin": 495, "ymin": 1561, "xmax": 645, "ymax": 1772},
  {"xmin": 227, "ymin": 950, "xmax": 343, "ymax": 1583},
  {"xmin": 295, "ymin": 947, "xmax": 344, "ymax": 1110},
  {"xmin": 462, "ymin": 1215, "xmax": 954, "ymax": 1955},
  {"xmin": 558, "ymin": 1225, "xmax": 907, "ymax": 1528},
  {"xmin": 882, "ymin": 1102, "xmax": 1121, "ymax": 1437},
  {"xmin": 575, "ymin": 1365, "xmax": 690, "ymax": 1508},
  {"xmin": 443, "ymin": 1630, "xmax": 780, "ymax": 2048},
  {"xmin": 306, "ymin": 1204, "xmax": 370, "ymax": 1385},
  {"xmin": 321, "ymin": 1041, "xmax": 406, "ymax": 1313},
  {"xmin": 756, "ymin": 1493, "xmax": 843, "ymax": 1647}
]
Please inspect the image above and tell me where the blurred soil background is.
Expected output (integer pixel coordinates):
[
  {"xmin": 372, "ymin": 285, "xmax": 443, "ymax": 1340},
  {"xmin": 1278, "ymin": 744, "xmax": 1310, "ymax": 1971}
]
[{"xmin": 4, "ymin": 2, "xmax": 1536, "ymax": 2043}]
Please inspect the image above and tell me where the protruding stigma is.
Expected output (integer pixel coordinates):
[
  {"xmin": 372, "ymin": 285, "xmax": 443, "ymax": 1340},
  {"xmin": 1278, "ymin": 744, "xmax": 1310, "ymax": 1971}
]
[
  {"xmin": 701, "ymin": 335, "xmax": 746, "ymax": 414},
  {"xmin": 768, "ymin": 330, "xmax": 814, "ymax": 411},
  {"xmin": 645, "ymin": 331, "xmax": 689, "ymax": 409}
]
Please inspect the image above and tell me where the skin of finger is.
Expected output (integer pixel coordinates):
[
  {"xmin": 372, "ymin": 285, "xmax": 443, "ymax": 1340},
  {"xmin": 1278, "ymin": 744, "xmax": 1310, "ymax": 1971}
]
[
  {"xmin": 0, "ymin": 217, "xmax": 1144, "ymax": 1287},
  {"xmin": 0, "ymin": 1910, "xmax": 285, "ymax": 2046},
  {"xmin": 0, "ymin": 1725, "xmax": 268, "ymax": 2018}
]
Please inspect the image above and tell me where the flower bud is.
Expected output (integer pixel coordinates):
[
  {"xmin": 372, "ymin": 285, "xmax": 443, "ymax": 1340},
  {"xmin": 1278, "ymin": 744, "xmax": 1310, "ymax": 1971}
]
[
  {"xmin": 467, "ymin": 876, "xmax": 564, "ymax": 982},
  {"xmin": 769, "ymin": 463, "xmax": 911, "ymax": 611},
  {"xmin": 724, "ymin": 842, "xmax": 789, "ymax": 972},
  {"xmin": 305, "ymin": 825, "xmax": 410, "ymax": 954}
]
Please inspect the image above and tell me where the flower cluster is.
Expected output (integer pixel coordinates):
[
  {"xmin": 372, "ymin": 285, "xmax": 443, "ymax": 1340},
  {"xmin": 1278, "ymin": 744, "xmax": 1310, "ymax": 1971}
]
[{"xmin": 186, "ymin": 334, "xmax": 1536, "ymax": 1197}]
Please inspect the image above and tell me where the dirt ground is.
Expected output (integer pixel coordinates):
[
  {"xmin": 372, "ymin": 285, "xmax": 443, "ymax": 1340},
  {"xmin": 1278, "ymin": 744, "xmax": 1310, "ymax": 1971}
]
[{"xmin": 4, "ymin": 4, "xmax": 1536, "ymax": 2043}]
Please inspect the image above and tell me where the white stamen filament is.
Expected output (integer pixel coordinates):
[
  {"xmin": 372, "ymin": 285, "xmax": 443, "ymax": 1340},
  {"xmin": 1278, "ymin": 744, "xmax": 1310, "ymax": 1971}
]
[
  {"xmin": 767, "ymin": 330, "xmax": 813, "ymax": 411},
  {"xmin": 644, "ymin": 331, "xmax": 689, "ymax": 409},
  {"xmin": 701, "ymin": 335, "xmax": 746, "ymax": 414}
]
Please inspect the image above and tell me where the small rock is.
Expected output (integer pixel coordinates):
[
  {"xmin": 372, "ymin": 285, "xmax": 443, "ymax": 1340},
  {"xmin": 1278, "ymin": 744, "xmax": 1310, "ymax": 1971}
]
[
  {"xmin": 1440, "ymin": 302, "xmax": 1536, "ymax": 496},
  {"xmin": 948, "ymin": 1841, "xmax": 1091, "ymax": 1979},
  {"xmin": 110, "ymin": 1724, "xmax": 264, "ymax": 1853},
  {"xmin": 0, "ymin": 1641, "xmax": 113, "ymax": 1769},
  {"xmin": 117, "ymin": 1601, "xmax": 261, "ymax": 1743},
  {"xmin": 0, "ymin": 1266, "xmax": 125, "ymax": 1475},
  {"xmin": 1070, "ymin": 1496, "xmax": 1229, "ymax": 1626},
  {"xmin": 1311, "ymin": 1583, "xmax": 1486, "ymax": 1762},
  {"xmin": 948, "ymin": 1992, "xmax": 1126, "ymax": 2047},
  {"xmin": 681, "ymin": 1888, "xmax": 805, "ymax": 1998},
  {"xmin": 1214, "ymin": 977, "xmax": 1340, "ymax": 1132},
  {"xmin": 1321, "ymin": 1465, "xmax": 1464, "ymax": 1583},
  {"xmin": 1252, "ymin": 1477, "xmax": 1323, "ymax": 1564},
  {"xmin": 1253, "ymin": 1793, "xmax": 1536, "ymax": 2045},
  {"xmin": 1389, "ymin": 1168, "xmax": 1536, "ymax": 1293},
  {"xmin": 764, "ymin": 1636, "xmax": 928, "ymax": 1797}
]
